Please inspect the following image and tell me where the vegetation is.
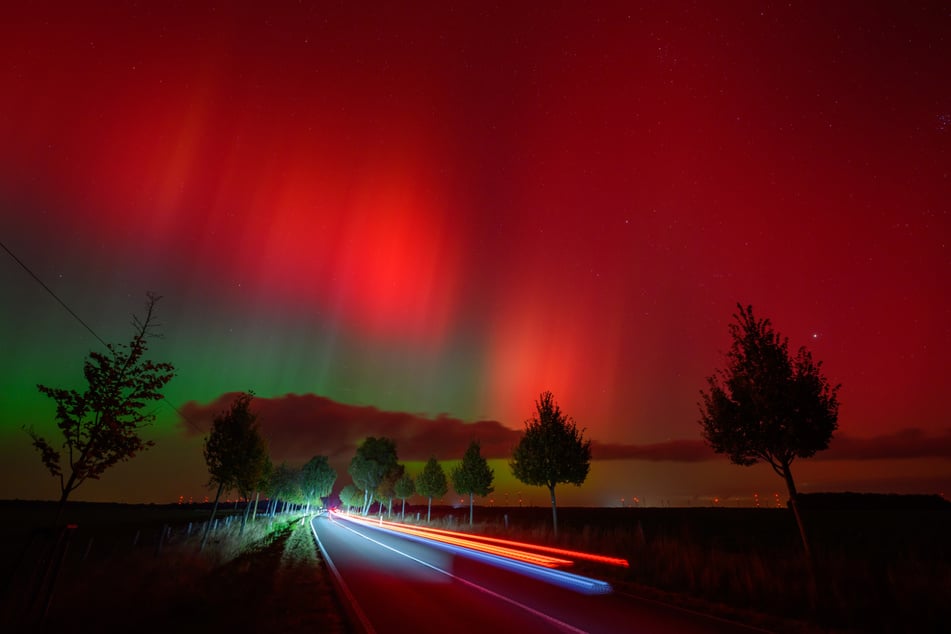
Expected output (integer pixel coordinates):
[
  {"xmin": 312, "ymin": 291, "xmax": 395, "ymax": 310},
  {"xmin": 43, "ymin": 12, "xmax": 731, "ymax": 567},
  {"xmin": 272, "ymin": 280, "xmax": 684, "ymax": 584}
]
[
  {"xmin": 451, "ymin": 441, "xmax": 494, "ymax": 525},
  {"xmin": 25, "ymin": 294, "xmax": 175, "ymax": 524},
  {"xmin": 415, "ymin": 456, "xmax": 448, "ymax": 521},
  {"xmin": 299, "ymin": 455, "xmax": 336, "ymax": 511},
  {"xmin": 269, "ymin": 462, "xmax": 302, "ymax": 516},
  {"xmin": 0, "ymin": 501, "xmax": 343, "ymax": 633},
  {"xmin": 201, "ymin": 392, "xmax": 269, "ymax": 548},
  {"xmin": 394, "ymin": 471, "xmax": 415, "ymax": 519},
  {"xmin": 376, "ymin": 463, "xmax": 405, "ymax": 516},
  {"xmin": 511, "ymin": 391, "xmax": 591, "ymax": 535},
  {"xmin": 699, "ymin": 304, "xmax": 840, "ymax": 562},
  {"xmin": 348, "ymin": 437, "xmax": 398, "ymax": 515},
  {"xmin": 339, "ymin": 484, "xmax": 363, "ymax": 513}
]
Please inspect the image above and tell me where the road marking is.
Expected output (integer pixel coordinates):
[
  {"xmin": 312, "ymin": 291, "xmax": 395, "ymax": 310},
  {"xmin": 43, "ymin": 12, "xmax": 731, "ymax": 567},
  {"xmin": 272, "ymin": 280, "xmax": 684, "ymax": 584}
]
[
  {"xmin": 329, "ymin": 515, "xmax": 590, "ymax": 634},
  {"xmin": 310, "ymin": 517, "xmax": 377, "ymax": 634}
]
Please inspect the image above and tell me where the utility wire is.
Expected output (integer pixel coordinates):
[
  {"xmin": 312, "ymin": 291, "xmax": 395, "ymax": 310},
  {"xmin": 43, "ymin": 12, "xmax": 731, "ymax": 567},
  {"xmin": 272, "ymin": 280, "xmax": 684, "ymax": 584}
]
[
  {"xmin": 1, "ymin": 239, "xmax": 109, "ymax": 349},
  {"xmin": 1, "ymin": 238, "xmax": 200, "ymax": 431}
]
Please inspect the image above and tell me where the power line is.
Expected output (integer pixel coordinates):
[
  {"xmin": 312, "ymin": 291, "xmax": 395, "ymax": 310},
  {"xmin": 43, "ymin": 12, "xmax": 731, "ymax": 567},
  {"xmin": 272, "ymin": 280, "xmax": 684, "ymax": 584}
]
[
  {"xmin": 1, "ymin": 239, "xmax": 109, "ymax": 349},
  {"xmin": 1, "ymin": 238, "xmax": 200, "ymax": 431}
]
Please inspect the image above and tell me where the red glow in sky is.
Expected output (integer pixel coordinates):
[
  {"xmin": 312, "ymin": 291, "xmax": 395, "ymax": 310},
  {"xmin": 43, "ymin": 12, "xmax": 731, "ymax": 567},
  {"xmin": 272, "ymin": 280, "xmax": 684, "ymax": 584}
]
[{"xmin": 1, "ymin": 2, "xmax": 948, "ymax": 504}]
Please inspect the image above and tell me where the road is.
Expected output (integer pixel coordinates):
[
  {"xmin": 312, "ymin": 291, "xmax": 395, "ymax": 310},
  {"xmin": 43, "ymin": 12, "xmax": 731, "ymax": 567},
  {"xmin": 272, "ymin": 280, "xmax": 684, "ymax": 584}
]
[{"xmin": 310, "ymin": 513, "xmax": 769, "ymax": 634}]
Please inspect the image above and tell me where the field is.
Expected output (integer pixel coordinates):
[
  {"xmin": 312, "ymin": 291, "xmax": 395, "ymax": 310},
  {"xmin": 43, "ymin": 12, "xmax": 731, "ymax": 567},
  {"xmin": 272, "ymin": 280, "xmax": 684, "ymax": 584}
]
[{"xmin": 1, "ymin": 496, "xmax": 948, "ymax": 633}]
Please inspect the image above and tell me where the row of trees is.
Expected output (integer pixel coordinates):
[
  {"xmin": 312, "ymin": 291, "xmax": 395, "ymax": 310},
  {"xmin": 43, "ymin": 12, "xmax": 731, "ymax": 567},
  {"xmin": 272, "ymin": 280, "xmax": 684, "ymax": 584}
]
[
  {"xmin": 340, "ymin": 389, "xmax": 593, "ymax": 535},
  {"xmin": 26, "ymin": 293, "xmax": 840, "ymax": 566},
  {"xmin": 200, "ymin": 392, "xmax": 337, "ymax": 549}
]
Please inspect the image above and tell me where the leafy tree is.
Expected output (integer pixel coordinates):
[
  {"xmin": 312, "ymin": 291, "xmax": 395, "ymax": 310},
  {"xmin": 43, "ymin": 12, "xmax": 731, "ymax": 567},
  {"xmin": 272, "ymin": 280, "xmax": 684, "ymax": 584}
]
[
  {"xmin": 511, "ymin": 391, "xmax": 591, "ymax": 535},
  {"xmin": 394, "ymin": 470, "xmax": 415, "ymax": 519},
  {"xmin": 25, "ymin": 294, "xmax": 175, "ymax": 524},
  {"xmin": 300, "ymin": 455, "xmax": 336, "ymax": 512},
  {"xmin": 201, "ymin": 392, "xmax": 268, "ymax": 548},
  {"xmin": 377, "ymin": 463, "xmax": 405, "ymax": 517},
  {"xmin": 415, "ymin": 456, "xmax": 448, "ymax": 522},
  {"xmin": 269, "ymin": 462, "xmax": 301, "ymax": 516},
  {"xmin": 339, "ymin": 484, "xmax": 363, "ymax": 513},
  {"xmin": 348, "ymin": 437, "xmax": 398, "ymax": 515},
  {"xmin": 451, "ymin": 441, "xmax": 494, "ymax": 525},
  {"xmin": 699, "ymin": 304, "xmax": 840, "ymax": 562}
]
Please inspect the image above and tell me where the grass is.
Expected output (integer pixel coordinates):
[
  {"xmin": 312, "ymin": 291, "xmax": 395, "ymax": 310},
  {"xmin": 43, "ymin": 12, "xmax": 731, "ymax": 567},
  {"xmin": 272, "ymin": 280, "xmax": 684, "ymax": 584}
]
[{"xmin": 0, "ymin": 501, "xmax": 346, "ymax": 633}]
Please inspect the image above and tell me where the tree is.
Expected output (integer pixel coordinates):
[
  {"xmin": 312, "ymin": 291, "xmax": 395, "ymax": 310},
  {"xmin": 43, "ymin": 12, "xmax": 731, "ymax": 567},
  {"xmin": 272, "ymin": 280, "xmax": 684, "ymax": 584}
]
[
  {"xmin": 415, "ymin": 456, "xmax": 448, "ymax": 522},
  {"xmin": 699, "ymin": 304, "xmax": 840, "ymax": 562},
  {"xmin": 511, "ymin": 391, "xmax": 591, "ymax": 535},
  {"xmin": 348, "ymin": 437, "xmax": 398, "ymax": 515},
  {"xmin": 300, "ymin": 455, "xmax": 336, "ymax": 512},
  {"xmin": 201, "ymin": 392, "xmax": 268, "ymax": 548},
  {"xmin": 26, "ymin": 294, "xmax": 175, "ymax": 524},
  {"xmin": 339, "ymin": 484, "xmax": 363, "ymax": 513},
  {"xmin": 269, "ymin": 462, "xmax": 301, "ymax": 516},
  {"xmin": 451, "ymin": 441, "xmax": 494, "ymax": 525},
  {"xmin": 377, "ymin": 463, "xmax": 405, "ymax": 517},
  {"xmin": 394, "ymin": 471, "xmax": 415, "ymax": 520}
]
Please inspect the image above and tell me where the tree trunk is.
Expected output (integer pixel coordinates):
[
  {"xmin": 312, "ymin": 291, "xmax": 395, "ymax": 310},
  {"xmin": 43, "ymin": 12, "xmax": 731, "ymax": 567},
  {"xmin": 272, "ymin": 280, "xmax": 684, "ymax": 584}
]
[
  {"xmin": 782, "ymin": 462, "xmax": 818, "ymax": 610},
  {"xmin": 782, "ymin": 464, "xmax": 812, "ymax": 562},
  {"xmin": 401, "ymin": 498, "xmax": 406, "ymax": 519},
  {"xmin": 201, "ymin": 482, "xmax": 224, "ymax": 551},
  {"xmin": 469, "ymin": 493, "xmax": 474, "ymax": 525},
  {"xmin": 252, "ymin": 492, "xmax": 260, "ymax": 522},
  {"xmin": 427, "ymin": 497, "xmax": 432, "ymax": 522},
  {"xmin": 548, "ymin": 484, "xmax": 558, "ymax": 536}
]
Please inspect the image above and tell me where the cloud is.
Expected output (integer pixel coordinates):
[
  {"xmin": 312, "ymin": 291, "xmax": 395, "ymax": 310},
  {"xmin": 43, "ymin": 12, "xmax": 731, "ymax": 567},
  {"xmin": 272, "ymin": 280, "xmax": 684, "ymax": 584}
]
[
  {"xmin": 178, "ymin": 393, "xmax": 951, "ymax": 468},
  {"xmin": 591, "ymin": 439, "xmax": 716, "ymax": 462},
  {"xmin": 820, "ymin": 427, "xmax": 951, "ymax": 461},
  {"xmin": 178, "ymin": 392, "xmax": 520, "ymax": 466}
]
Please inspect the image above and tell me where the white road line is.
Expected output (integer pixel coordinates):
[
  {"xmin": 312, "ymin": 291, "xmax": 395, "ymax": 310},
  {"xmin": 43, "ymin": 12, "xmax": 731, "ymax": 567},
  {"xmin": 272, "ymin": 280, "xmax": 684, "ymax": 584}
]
[{"xmin": 330, "ymin": 514, "xmax": 590, "ymax": 634}]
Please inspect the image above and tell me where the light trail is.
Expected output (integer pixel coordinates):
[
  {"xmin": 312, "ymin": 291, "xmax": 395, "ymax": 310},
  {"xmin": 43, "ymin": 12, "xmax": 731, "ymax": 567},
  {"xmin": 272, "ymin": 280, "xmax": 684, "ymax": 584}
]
[
  {"xmin": 377, "ymin": 520, "xmax": 630, "ymax": 568},
  {"xmin": 329, "ymin": 512, "xmax": 613, "ymax": 595},
  {"xmin": 336, "ymin": 512, "xmax": 572, "ymax": 568}
]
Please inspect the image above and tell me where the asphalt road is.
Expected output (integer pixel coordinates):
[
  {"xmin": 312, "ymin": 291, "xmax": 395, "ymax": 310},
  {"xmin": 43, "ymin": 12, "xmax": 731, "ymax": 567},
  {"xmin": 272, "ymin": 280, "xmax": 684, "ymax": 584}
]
[{"xmin": 311, "ymin": 513, "xmax": 769, "ymax": 634}]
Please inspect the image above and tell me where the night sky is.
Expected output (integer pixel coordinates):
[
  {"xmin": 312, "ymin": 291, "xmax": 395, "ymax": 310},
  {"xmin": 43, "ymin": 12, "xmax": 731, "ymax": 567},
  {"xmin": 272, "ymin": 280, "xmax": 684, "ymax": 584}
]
[{"xmin": 2, "ymin": 2, "xmax": 949, "ymax": 507}]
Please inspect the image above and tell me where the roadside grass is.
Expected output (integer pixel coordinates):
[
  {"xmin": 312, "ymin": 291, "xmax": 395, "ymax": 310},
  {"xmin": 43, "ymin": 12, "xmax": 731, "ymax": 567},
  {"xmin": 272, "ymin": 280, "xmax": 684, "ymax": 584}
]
[{"xmin": 0, "ymin": 503, "xmax": 345, "ymax": 633}]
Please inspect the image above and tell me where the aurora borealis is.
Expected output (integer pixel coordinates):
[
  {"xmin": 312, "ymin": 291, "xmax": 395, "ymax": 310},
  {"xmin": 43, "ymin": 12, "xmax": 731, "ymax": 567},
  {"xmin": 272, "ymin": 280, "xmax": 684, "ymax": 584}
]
[{"xmin": 2, "ymin": 2, "xmax": 949, "ymax": 506}]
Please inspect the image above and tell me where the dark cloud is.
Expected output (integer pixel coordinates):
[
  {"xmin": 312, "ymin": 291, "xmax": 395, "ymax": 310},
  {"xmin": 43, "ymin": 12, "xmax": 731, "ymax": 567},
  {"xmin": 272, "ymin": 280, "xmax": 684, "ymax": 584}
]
[
  {"xmin": 178, "ymin": 392, "xmax": 520, "ymax": 466},
  {"xmin": 178, "ymin": 393, "xmax": 951, "ymax": 469},
  {"xmin": 591, "ymin": 439, "xmax": 716, "ymax": 462},
  {"xmin": 820, "ymin": 427, "xmax": 951, "ymax": 461}
]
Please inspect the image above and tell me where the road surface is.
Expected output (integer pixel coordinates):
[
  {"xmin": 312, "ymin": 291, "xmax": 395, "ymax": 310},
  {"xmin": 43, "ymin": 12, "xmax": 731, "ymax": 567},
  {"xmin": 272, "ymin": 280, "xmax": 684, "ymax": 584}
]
[{"xmin": 311, "ymin": 513, "xmax": 769, "ymax": 634}]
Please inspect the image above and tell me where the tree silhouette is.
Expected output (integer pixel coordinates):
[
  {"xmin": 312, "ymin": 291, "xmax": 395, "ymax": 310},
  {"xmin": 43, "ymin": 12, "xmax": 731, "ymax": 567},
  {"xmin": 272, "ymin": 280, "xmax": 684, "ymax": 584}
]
[
  {"xmin": 415, "ymin": 456, "xmax": 448, "ymax": 522},
  {"xmin": 511, "ymin": 391, "xmax": 591, "ymax": 535},
  {"xmin": 699, "ymin": 303, "xmax": 840, "ymax": 562},
  {"xmin": 201, "ymin": 392, "xmax": 268, "ymax": 548},
  {"xmin": 26, "ymin": 293, "xmax": 174, "ymax": 524},
  {"xmin": 348, "ymin": 437, "xmax": 398, "ymax": 515},
  {"xmin": 451, "ymin": 441, "xmax": 494, "ymax": 525},
  {"xmin": 300, "ymin": 455, "xmax": 336, "ymax": 512},
  {"xmin": 394, "ymin": 470, "xmax": 415, "ymax": 519}
]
